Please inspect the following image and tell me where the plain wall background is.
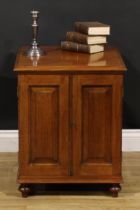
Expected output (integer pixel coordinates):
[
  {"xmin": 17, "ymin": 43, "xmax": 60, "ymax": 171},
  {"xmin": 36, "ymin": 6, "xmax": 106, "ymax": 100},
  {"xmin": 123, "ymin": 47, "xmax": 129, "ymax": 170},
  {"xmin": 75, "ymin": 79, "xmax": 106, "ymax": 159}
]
[{"xmin": 0, "ymin": 0, "xmax": 140, "ymax": 129}]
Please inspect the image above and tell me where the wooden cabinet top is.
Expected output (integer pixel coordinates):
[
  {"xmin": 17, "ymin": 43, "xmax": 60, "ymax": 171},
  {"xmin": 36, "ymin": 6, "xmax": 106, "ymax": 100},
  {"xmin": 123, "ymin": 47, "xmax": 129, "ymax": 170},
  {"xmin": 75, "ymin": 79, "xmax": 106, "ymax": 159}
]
[{"xmin": 14, "ymin": 46, "xmax": 127, "ymax": 72}]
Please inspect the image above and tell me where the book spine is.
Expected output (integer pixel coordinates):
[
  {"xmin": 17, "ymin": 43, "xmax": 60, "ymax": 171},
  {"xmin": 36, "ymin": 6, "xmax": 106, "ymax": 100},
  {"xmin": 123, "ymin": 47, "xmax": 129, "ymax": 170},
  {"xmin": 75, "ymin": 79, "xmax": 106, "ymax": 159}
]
[
  {"xmin": 74, "ymin": 22, "xmax": 89, "ymax": 34},
  {"xmin": 66, "ymin": 32, "xmax": 88, "ymax": 44},
  {"xmin": 61, "ymin": 41, "xmax": 89, "ymax": 53}
]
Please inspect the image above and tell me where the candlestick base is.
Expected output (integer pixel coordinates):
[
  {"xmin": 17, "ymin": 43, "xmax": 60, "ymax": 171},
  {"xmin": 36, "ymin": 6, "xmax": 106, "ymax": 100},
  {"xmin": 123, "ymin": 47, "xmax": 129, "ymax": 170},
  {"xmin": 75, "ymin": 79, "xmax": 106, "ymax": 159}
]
[{"xmin": 25, "ymin": 45, "xmax": 46, "ymax": 57}]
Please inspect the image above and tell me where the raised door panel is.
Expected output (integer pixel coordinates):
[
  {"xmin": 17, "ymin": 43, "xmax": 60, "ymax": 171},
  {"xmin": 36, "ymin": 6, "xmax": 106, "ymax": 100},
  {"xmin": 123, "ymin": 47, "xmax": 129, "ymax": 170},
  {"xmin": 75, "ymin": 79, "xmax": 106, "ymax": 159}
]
[
  {"xmin": 72, "ymin": 75, "xmax": 123, "ymax": 178},
  {"xmin": 82, "ymin": 86, "xmax": 112, "ymax": 164},
  {"xmin": 30, "ymin": 86, "xmax": 59, "ymax": 164},
  {"xmin": 18, "ymin": 75, "xmax": 69, "ymax": 178}
]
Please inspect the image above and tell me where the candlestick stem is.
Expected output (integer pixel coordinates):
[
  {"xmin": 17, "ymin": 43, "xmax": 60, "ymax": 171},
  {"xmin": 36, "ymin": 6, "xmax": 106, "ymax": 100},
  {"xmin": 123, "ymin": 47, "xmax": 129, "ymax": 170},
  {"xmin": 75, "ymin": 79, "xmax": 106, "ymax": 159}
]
[{"xmin": 25, "ymin": 10, "xmax": 45, "ymax": 57}]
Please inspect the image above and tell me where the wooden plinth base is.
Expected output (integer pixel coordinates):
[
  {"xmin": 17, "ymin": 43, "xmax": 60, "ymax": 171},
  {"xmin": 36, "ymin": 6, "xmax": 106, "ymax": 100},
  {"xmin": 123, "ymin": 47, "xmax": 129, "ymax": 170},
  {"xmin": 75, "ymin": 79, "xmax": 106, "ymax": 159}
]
[{"xmin": 19, "ymin": 183, "xmax": 121, "ymax": 198}]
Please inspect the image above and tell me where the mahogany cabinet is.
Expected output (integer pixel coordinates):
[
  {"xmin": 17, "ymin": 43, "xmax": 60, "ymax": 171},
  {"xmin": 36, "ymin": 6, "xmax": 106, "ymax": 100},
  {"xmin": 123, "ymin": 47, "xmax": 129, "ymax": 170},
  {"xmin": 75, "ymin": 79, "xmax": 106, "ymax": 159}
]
[{"xmin": 14, "ymin": 46, "xmax": 127, "ymax": 197}]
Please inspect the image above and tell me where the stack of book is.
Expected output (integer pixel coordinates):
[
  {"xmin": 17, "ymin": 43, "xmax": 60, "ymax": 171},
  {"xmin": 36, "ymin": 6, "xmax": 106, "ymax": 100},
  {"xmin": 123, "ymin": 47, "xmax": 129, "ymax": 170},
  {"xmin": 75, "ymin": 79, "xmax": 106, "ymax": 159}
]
[{"xmin": 61, "ymin": 21, "xmax": 110, "ymax": 54}]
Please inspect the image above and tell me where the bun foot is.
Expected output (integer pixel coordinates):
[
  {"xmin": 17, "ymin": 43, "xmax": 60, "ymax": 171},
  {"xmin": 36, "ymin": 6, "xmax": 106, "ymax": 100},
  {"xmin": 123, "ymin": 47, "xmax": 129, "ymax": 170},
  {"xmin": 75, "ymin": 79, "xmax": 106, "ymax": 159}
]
[
  {"xmin": 19, "ymin": 184, "xmax": 31, "ymax": 198},
  {"xmin": 109, "ymin": 184, "xmax": 121, "ymax": 197}
]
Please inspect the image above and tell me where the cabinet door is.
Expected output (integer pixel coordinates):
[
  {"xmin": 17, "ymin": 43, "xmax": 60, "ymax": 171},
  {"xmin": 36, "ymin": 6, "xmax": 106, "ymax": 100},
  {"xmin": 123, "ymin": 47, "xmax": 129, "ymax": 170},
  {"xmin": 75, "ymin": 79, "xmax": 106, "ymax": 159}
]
[
  {"xmin": 18, "ymin": 75, "xmax": 69, "ymax": 178},
  {"xmin": 72, "ymin": 74, "xmax": 123, "ymax": 178}
]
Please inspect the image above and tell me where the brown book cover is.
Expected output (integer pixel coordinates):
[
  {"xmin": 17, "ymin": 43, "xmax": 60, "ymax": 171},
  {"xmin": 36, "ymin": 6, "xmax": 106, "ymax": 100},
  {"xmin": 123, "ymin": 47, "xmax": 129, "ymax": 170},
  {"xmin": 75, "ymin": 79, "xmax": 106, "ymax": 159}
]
[
  {"xmin": 61, "ymin": 41, "xmax": 104, "ymax": 54},
  {"xmin": 75, "ymin": 21, "xmax": 110, "ymax": 35},
  {"xmin": 66, "ymin": 31, "xmax": 107, "ymax": 45}
]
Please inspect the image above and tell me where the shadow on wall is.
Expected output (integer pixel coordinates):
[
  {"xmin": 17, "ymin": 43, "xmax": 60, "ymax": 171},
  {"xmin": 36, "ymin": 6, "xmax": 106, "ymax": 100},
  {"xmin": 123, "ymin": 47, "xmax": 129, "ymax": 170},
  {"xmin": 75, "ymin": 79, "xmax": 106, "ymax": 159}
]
[
  {"xmin": 0, "ymin": 52, "xmax": 18, "ymax": 129},
  {"xmin": 123, "ymin": 55, "xmax": 140, "ymax": 128}
]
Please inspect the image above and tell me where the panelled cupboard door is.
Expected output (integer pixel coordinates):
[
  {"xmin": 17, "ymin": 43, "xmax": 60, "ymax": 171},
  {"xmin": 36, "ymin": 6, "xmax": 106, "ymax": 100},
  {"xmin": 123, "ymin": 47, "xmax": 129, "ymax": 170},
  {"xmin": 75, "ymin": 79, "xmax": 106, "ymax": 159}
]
[
  {"xmin": 72, "ymin": 74, "xmax": 123, "ymax": 178},
  {"xmin": 18, "ymin": 75, "xmax": 69, "ymax": 178}
]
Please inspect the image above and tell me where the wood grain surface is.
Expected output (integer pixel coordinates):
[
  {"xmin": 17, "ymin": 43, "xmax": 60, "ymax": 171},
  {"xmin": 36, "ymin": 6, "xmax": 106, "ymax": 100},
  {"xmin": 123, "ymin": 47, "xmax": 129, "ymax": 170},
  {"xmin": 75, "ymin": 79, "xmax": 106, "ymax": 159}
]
[{"xmin": 14, "ymin": 46, "xmax": 126, "ymax": 72}]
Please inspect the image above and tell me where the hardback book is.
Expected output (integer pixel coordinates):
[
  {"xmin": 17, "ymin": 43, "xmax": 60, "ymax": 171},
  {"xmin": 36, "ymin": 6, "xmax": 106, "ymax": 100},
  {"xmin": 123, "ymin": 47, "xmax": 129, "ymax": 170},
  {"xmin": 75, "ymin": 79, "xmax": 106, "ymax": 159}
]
[
  {"xmin": 61, "ymin": 41, "xmax": 104, "ymax": 54},
  {"xmin": 66, "ymin": 31, "xmax": 107, "ymax": 45},
  {"xmin": 75, "ymin": 21, "xmax": 110, "ymax": 35}
]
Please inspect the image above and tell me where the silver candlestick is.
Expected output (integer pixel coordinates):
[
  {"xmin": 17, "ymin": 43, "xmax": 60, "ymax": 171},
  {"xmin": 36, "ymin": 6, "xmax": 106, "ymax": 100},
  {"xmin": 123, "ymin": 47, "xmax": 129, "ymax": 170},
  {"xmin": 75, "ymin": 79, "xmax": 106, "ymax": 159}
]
[{"xmin": 25, "ymin": 10, "xmax": 45, "ymax": 57}]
